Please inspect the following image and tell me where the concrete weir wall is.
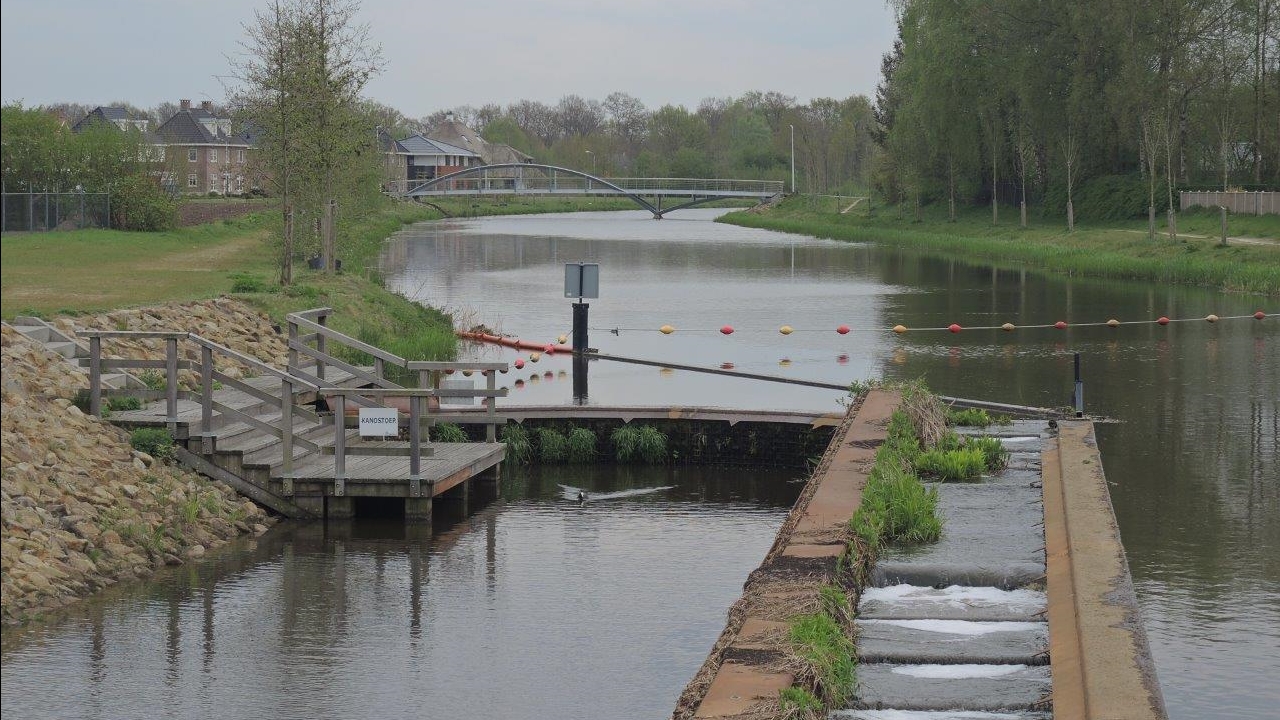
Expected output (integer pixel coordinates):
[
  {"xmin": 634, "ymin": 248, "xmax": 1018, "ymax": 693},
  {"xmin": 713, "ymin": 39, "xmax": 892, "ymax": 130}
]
[{"xmin": 1045, "ymin": 421, "xmax": 1167, "ymax": 719}]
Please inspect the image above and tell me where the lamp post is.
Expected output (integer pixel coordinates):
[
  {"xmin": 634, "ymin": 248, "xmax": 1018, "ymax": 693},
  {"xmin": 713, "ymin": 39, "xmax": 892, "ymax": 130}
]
[
  {"xmin": 585, "ymin": 149, "xmax": 596, "ymax": 173},
  {"xmin": 789, "ymin": 124, "xmax": 795, "ymax": 194}
]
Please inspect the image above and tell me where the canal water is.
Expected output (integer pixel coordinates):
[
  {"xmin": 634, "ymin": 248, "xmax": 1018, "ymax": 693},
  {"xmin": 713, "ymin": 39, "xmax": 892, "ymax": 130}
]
[{"xmin": 2, "ymin": 210, "xmax": 1275, "ymax": 718}]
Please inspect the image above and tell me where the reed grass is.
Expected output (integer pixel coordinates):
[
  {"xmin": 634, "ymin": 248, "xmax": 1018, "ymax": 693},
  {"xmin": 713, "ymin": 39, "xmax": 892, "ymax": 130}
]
[
  {"xmin": 565, "ymin": 427, "xmax": 598, "ymax": 463},
  {"xmin": 431, "ymin": 423, "xmax": 468, "ymax": 443},
  {"xmin": 536, "ymin": 427, "xmax": 568, "ymax": 463},
  {"xmin": 915, "ymin": 446, "xmax": 987, "ymax": 482},
  {"xmin": 610, "ymin": 424, "xmax": 669, "ymax": 464},
  {"xmin": 500, "ymin": 424, "xmax": 532, "ymax": 464},
  {"xmin": 787, "ymin": 607, "xmax": 856, "ymax": 709}
]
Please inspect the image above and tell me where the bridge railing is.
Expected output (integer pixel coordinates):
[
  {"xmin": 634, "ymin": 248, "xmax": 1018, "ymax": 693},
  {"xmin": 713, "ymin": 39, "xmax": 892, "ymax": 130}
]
[{"xmin": 407, "ymin": 171, "xmax": 783, "ymax": 197}]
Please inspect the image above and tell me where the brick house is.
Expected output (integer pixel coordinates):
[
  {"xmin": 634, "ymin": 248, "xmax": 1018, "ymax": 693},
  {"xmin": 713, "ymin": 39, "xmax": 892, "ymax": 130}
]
[{"xmin": 155, "ymin": 100, "xmax": 260, "ymax": 195}]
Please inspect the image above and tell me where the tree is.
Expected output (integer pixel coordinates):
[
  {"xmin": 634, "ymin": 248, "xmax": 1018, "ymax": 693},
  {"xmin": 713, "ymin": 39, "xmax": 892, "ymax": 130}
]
[{"xmin": 232, "ymin": 0, "xmax": 382, "ymax": 281}]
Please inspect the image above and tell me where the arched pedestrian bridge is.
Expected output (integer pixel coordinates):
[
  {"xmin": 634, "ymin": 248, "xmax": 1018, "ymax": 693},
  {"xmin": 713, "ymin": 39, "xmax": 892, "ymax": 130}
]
[{"xmin": 399, "ymin": 163, "xmax": 784, "ymax": 218}]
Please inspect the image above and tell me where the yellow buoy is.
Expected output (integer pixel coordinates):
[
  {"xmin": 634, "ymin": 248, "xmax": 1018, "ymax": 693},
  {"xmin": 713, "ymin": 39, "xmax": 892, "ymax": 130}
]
[
  {"xmin": 1001, "ymin": 323, "xmax": 1016, "ymax": 332},
  {"xmin": 779, "ymin": 359, "xmax": 792, "ymax": 367},
  {"xmin": 659, "ymin": 325, "xmax": 675, "ymax": 335},
  {"xmin": 779, "ymin": 325, "xmax": 794, "ymax": 335},
  {"xmin": 557, "ymin": 335, "xmax": 568, "ymax": 344},
  {"xmin": 462, "ymin": 370, "xmax": 473, "ymax": 376},
  {"xmin": 529, "ymin": 352, "xmax": 542, "ymax": 362},
  {"xmin": 1205, "ymin": 314, "xmax": 1219, "ymax": 323},
  {"xmin": 1107, "ymin": 318, "xmax": 1121, "ymax": 327},
  {"xmin": 892, "ymin": 325, "xmax": 908, "ymax": 334}
]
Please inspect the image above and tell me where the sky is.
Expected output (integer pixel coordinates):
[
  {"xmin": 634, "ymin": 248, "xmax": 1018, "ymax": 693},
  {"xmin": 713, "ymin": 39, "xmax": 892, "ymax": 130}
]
[{"xmin": 0, "ymin": 0, "xmax": 897, "ymax": 117}]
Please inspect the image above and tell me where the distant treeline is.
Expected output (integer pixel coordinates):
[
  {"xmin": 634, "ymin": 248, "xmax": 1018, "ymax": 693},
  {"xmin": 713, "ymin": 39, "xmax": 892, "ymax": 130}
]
[
  {"xmin": 367, "ymin": 91, "xmax": 879, "ymax": 194},
  {"xmin": 874, "ymin": 0, "xmax": 1278, "ymax": 223}
]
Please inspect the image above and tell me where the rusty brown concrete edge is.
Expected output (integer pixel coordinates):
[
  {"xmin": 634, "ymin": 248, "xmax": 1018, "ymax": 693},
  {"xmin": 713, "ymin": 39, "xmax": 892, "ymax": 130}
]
[
  {"xmin": 1048, "ymin": 421, "xmax": 1168, "ymax": 720},
  {"xmin": 676, "ymin": 390, "xmax": 899, "ymax": 720}
]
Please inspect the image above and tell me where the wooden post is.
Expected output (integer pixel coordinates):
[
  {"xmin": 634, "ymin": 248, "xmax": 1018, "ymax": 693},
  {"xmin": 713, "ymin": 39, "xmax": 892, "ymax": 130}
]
[
  {"xmin": 89, "ymin": 335, "xmax": 102, "ymax": 417},
  {"xmin": 486, "ymin": 370, "xmax": 497, "ymax": 442},
  {"xmin": 374, "ymin": 357, "xmax": 385, "ymax": 383},
  {"xmin": 165, "ymin": 338, "xmax": 179, "ymax": 433},
  {"xmin": 315, "ymin": 313, "xmax": 327, "ymax": 381},
  {"xmin": 333, "ymin": 393, "xmax": 345, "ymax": 497},
  {"xmin": 1220, "ymin": 206, "xmax": 1228, "ymax": 246},
  {"xmin": 409, "ymin": 395, "xmax": 421, "ymax": 498},
  {"xmin": 200, "ymin": 346, "xmax": 214, "ymax": 454},
  {"xmin": 281, "ymin": 378, "xmax": 294, "ymax": 492},
  {"xmin": 287, "ymin": 318, "xmax": 299, "ymax": 373}
]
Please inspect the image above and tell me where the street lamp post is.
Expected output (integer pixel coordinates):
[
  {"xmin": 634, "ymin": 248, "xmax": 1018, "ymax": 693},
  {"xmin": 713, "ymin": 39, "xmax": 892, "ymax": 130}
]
[
  {"xmin": 789, "ymin": 124, "xmax": 796, "ymax": 194},
  {"xmin": 585, "ymin": 149, "xmax": 596, "ymax": 174}
]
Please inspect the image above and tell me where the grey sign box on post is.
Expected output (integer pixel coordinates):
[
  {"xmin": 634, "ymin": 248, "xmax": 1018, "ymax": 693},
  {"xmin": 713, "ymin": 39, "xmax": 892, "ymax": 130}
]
[{"xmin": 564, "ymin": 263, "xmax": 599, "ymax": 298}]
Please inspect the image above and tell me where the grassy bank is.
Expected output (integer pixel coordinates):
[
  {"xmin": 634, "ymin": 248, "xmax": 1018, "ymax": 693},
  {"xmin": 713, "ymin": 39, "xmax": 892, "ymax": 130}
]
[
  {"xmin": 1, "ymin": 195, "xmax": 642, "ymax": 362},
  {"xmin": 719, "ymin": 197, "xmax": 1280, "ymax": 295}
]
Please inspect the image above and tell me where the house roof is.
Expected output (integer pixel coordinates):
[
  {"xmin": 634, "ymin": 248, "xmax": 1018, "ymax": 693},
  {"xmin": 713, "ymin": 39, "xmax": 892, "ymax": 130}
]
[
  {"xmin": 423, "ymin": 118, "xmax": 533, "ymax": 164},
  {"xmin": 398, "ymin": 134, "xmax": 479, "ymax": 158},
  {"xmin": 156, "ymin": 109, "xmax": 253, "ymax": 147},
  {"xmin": 377, "ymin": 128, "xmax": 408, "ymax": 154},
  {"xmin": 71, "ymin": 107, "xmax": 162, "ymax": 143}
]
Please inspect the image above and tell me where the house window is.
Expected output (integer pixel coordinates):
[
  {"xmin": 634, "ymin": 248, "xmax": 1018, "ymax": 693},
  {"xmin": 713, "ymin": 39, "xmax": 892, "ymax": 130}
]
[
  {"xmin": 235, "ymin": 176, "xmax": 243, "ymax": 192},
  {"xmin": 224, "ymin": 148, "xmax": 230, "ymax": 162},
  {"xmin": 187, "ymin": 173, "xmax": 198, "ymax": 188},
  {"xmin": 237, "ymin": 149, "xmax": 245, "ymax": 163},
  {"xmin": 188, "ymin": 148, "xmax": 197, "ymax": 162},
  {"xmin": 209, "ymin": 149, "xmax": 217, "ymax": 164}
]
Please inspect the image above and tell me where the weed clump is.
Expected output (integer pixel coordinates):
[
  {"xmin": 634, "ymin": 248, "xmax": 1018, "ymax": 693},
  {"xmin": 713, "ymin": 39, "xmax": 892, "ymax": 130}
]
[
  {"xmin": 565, "ymin": 427, "xmax": 597, "ymax": 463},
  {"xmin": 130, "ymin": 427, "xmax": 175, "ymax": 461},
  {"xmin": 500, "ymin": 424, "xmax": 532, "ymax": 464},
  {"xmin": 786, "ymin": 599, "xmax": 856, "ymax": 709},
  {"xmin": 431, "ymin": 423, "xmax": 468, "ymax": 443},
  {"xmin": 536, "ymin": 428, "xmax": 568, "ymax": 463},
  {"xmin": 611, "ymin": 424, "xmax": 668, "ymax": 464}
]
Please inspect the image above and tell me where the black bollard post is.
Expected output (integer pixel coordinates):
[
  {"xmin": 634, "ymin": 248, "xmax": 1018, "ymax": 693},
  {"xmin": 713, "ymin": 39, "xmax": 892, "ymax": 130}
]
[
  {"xmin": 572, "ymin": 301, "xmax": 589, "ymax": 404},
  {"xmin": 1073, "ymin": 352, "xmax": 1084, "ymax": 418}
]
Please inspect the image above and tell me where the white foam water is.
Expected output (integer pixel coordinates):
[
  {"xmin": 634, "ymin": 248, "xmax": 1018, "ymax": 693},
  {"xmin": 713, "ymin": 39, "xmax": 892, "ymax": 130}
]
[
  {"xmin": 860, "ymin": 619, "xmax": 1043, "ymax": 636},
  {"xmin": 859, "ymin": 584, "xmax": 1045, "ymax": 613},
  {"xmin": 890, "ymin": 663, "xmax": 1030, "ymax": 679},
  {"xmin": 558, "ymin": 484, "xmax": 676, "ymax": 502},
  {"xmin": 832, "ymin": 710, "xmax": 1040, "ymax": 719}
]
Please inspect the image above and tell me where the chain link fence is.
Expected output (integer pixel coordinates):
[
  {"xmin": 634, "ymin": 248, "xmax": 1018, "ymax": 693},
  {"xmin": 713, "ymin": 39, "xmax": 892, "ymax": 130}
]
[{"xmin": 2, "ymin": 192, "xmax": 111, "ymax": 232}]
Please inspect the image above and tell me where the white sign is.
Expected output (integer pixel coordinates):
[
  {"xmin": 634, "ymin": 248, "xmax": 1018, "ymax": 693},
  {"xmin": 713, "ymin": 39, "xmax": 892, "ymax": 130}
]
[
  {"xmin": 564, "ymin": 262, "xmax": 599, "ymax": 298},
  {"xmin": 358, "ymin": 407, "xmax": 399, "ymax": 437}
]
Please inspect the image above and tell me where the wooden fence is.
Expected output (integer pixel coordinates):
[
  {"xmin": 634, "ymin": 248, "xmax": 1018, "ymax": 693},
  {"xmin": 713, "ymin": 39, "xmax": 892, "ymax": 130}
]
[{"xmin": 1180, "ymin": 191, "xmax": 1277, "ymax": 215}]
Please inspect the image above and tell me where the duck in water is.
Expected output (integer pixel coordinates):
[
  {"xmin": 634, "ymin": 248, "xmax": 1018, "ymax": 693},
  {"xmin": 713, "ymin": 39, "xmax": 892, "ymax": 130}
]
[{"xmin": 577, "ymin": 490, "xmax": 587, "ymax": 504}]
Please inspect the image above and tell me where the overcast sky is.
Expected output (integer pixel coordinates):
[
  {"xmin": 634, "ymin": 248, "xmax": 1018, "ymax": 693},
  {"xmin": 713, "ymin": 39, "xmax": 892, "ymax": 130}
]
[{"xmin": 1, "ymin": 0, "xmax": 896, "ymax": 117}]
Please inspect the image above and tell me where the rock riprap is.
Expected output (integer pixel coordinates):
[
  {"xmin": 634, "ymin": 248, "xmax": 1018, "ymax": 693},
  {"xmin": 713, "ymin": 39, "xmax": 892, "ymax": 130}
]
[{"xmin": 2, "ymin": 318, "xmax": 274, "ymax": 626}]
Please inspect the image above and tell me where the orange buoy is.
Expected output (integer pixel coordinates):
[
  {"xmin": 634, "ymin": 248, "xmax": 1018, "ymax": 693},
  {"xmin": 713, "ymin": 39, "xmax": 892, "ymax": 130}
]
[
  {"xmin": 1001, "ymin": 323, "xmax": 1016, "ymax": 332},
  {"xmin": 1107, "ymin": 318, "xmax": 1121, "ymax": 328},
  {"xmin": 529, "ymin": 352, "xmax": 541, "ymax": 362},
  {"xmin": 893, "ymin": 325, "xmax": 908, "ymax": 334},
  {"xmin": 720, "ymin": 325, "xmax": 734, "ymax": 335},
  {"xmin": 836, "ymin": 325, "xmax": 851, "ymax": 335},
  {"xmin": 1054, "ymin": 321, "xmax": 1068, "ymax": 330},
  {"xmin": 779, "ymin": 325, "xmax": 794, "ymax": 335},
  {"xmin": 1255, "ymin": 311, "xmax": 1267, "ymax": 320},
  {"xmin": 659, "ymin": 325, "xmax": 675, "ymax": 335},
  {"xmin": 1157, "ymin": 316, "xmax": 1170, "ymax": 325},
  {"xmin": 514, "ymin": 358, "xmax": 525, "ymax": 369},
  {"xmin": 1205, "ymin": 314, "xmax": 1219, "ymax": 323},
  {"xmin": 948, "ymin": 323, "xmax": 962, "ymax": 333}
]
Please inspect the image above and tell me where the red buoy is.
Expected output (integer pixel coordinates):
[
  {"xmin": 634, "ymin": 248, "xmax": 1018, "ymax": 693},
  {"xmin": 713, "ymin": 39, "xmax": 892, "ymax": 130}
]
[
  {"xmin": 948, "ymin": 323, "xmax": 962, "ymax": 334},
  {"xmin": 514, "ymin": 358, "xmax": 525, "ymax": 369},
  {"xmin": 1157, "ymin": 316, "xmax": 1170, "ymax": 325},
  {"xmin": 720, "ymin": 325, "xmax": 734, "ymax": 335},
  {"xmin": 1054, "ymin": 321, "xmax": 1068, "ymax": 330},
  {"xmin": 836, "ymin": 325, "xmax": 851, "ymax": 335},
  {"xmin": 720, "ymin": 362, "xmax": 735, "ymax": 370},
  {"xmin": 837, "ymin": 354, "xmax": 849, "ymax": 364},
  {"xmin": 1256, "ymin": 311, "xmax": 1267, "ymax": 320}
]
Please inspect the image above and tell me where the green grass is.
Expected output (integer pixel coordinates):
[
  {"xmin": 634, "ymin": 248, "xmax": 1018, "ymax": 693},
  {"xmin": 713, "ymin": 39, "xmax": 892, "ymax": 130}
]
[
  {"xmin": 610, "ymin": 424, "xmax": 669, "ymax": 464},
  {"xmin": 432, "ymin": 423, "xmax": 468, "ymax": 443},
  {"xmin": 787, "ymin": 606, "xmax": 857, "ymax": 710},
  {"xmin": 915, "ymin": 447, "xmax": 987, "ymax": 482},
  {"xmin": 965, "ymin": 435, "xmax": 1011, "ymax": 471},
  {"xmin": 719, "ymin": 197, "xmax": 1280, "ymax": 295},
  {"xmin": 565, "ymin": 427, "xmax": 598, "ymax": 463},
  {"xmin": 536, "ymin": 427, "xmax": 568, "ymax": 463},
  {"xmin": 129, "ymin": 427, "xmax": 175, "ymax": 461},
  {"xmin": 500, "ymin": 423, "xmax": 533, "ymax": 464}
]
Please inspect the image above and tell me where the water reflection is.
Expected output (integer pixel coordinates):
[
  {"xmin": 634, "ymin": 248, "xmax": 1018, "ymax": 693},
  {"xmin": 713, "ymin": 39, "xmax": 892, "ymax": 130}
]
[{"xmin": 1, "ymin": 465, "xmax": 800, "ymax": 720}]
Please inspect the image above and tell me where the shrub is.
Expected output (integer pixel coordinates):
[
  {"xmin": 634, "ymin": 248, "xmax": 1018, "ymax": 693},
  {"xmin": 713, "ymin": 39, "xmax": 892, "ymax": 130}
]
[
  {"xmin": 432, "ymin": 423, "xmax": 468, "ymax": 443},
  {"xmin": 536, "ymin": 427, "xmax": 568, "ymax": 462},
  {"xmin": 72, "ymin": 388, "xmax": 92, "ymax": 414},
  {"xmin": 137, "ymin": 370, "xmax": 166, "ymax": 391},
  {"xmin": 111, "ymin": 174, "xmax": 178, "ymax": 231},
  {"xmin": 229, "ymin": 273, "xmax": 269, "ymax": 293},
  {"xmin": 965, "ymin": 436, "xmax": 1010, "ymax": 471},
  {"xmin": 565, "ymin": 427, "xmax": 597, "ymax": 463},
  {"xmin": 636, "ymin": 425, "xmax": 668, "ymax": 464},
  {"xmin": 611, "ymin": 425, "xmax": 641, "ymax": 462},
  {"xmin": 130, "ymin": 427, "xmax": 175, "ymax": 461},
  {"xmin": 500, "ymin": 424, "xmax": 532, "ymax": 464},
  {"xmin": 946, "ymin": 407, "xmax": 993, "ymax": 427},
  {"xmin": 915, "ymin": 447, "xmax": 987, "ymax": 481},
  {"xmin": 106, "ymin": 396, "xmax": 142, "ymax": 412}
]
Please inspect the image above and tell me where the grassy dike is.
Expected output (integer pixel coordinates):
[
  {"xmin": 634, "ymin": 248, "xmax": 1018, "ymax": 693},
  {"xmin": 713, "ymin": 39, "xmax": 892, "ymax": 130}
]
[
  {"xmin": 1, "ymin": 195, "xmax": 639, "ymax": 361},
  {"xmin": 719, "ymin": 197, "xmax": 1280, "ymax": 295}
]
